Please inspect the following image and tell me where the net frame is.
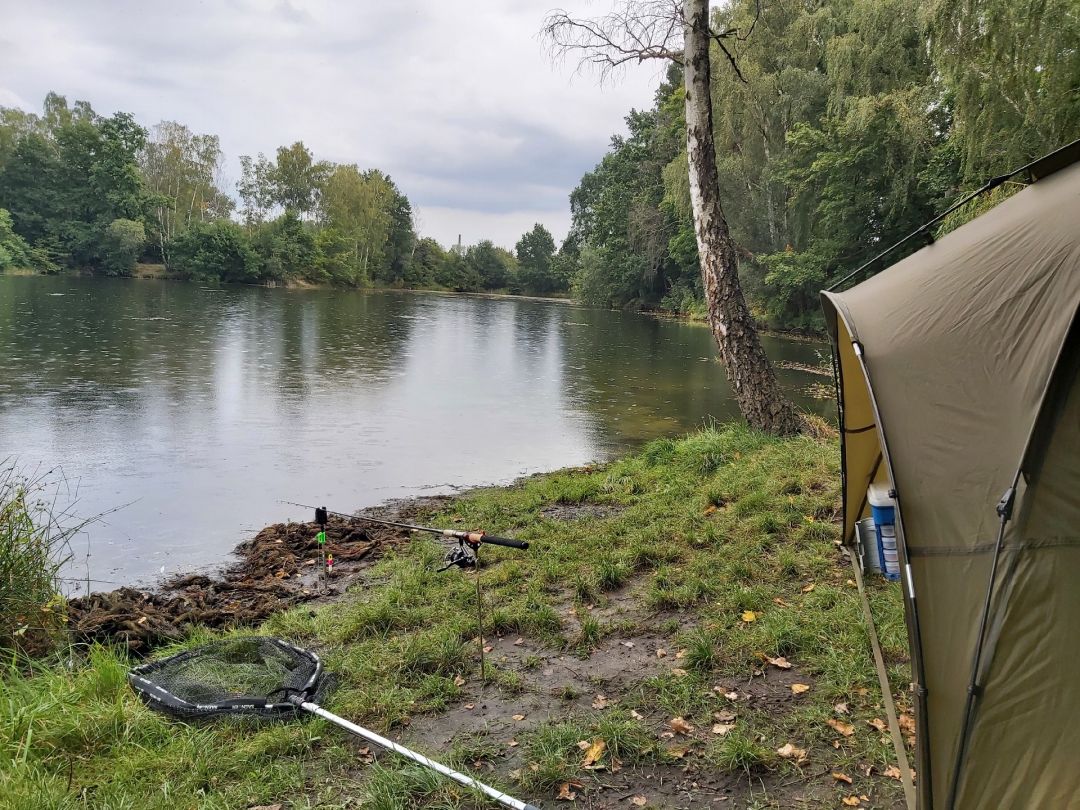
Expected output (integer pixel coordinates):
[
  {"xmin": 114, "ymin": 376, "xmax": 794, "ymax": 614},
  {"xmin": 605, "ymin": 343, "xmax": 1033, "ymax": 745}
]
[{"xmin": 128, "ymin": 637, "xmax": 322, "ymax": 719}]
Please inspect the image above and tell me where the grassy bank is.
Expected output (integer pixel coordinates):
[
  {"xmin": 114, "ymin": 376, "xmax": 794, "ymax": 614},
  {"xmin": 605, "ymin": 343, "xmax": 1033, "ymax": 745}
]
[{"xmin": 1, "ymin": 425, "xmax": 908, "ymax": 809}]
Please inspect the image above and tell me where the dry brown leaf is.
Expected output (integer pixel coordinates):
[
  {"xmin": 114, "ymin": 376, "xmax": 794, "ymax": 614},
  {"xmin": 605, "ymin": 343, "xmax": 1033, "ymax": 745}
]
[
  {"xmin": 631, "ymin": 796, "xmax": 648, "ymax": 807},
  {"xmin": 704, "ymin": 504, "xmax": 718, "ymax": 515},
  {"xmin": 766, "ymin": 655, "xmax": 793, "ymax": 670},
  {"xmin": 791, "ymin": 683, "xmax": 811, "ymax": 695},
  {"xmin": 842, "ymin": 796, "xmax": 861, "ymax": 806},
  {"xmin": 832, "ymin": 772, "xmax": 853, "ymax": 784},
  {"xmin": 671, "ymin": 668, "xmax": 688, "ymax": 677},
  {"xmin": 899, "ymin": 714, "xmax": 916, "ymax": 734},
  {"xmin": 724, "ymin": 690, "xmax": 739, "ymax": 701},
  {"xmin": 514, "ymin": 637, "xmax": 524, "ymax": 646},
  {"xmin": 631, "ymin": 709, "xmax": 644, "ymax": 720},
  {"xmin": 828, "ymin": 719, "xmax": 855, "ymax": 737},
  {"xmin": 508, "ymin": 739, "xmax": 519, "ymax": 747},
  {"xmin": 248, "ymin": 805, "xmax": 282, "ymax": 810},
  {"xmin": 453, "ymin": 675, "xmax": 466, "ymax": 687},
  {"xmin": 834, "ymin": 702, "xmax": 849, "ymax": 715},
  {"xmin": 711, "ymin": 723, "xmax": 734, "ymax": 736},
  {"xmin": 741, "ymin": 610, "xmax": 757, "ymax": 622},
  {"xmin": 669, "ymin": 716, "xmax": 694, "ymax": 735},
  {"xmin": 620, "ymin": 641, "xmax": 635, "ymax": 648},
  {"xmin": 581, "ymin": 738, "xmax": 607, "ymax": 768},
  {"xmin": 666, "ymin": 745, "xmax": 690, "ymax": 759},
  {"xmin": 483, "ymin": 645, "xmax": 494, "ymax": 653},
  {"xmin": 884, "ymin": 766, "xmax": 903, "ymax": 781},
  {"xmin": 656, "ymin": 648, "xmax": 667, "ymax": 658},
  {"xmin": 556, "ymin": 782, "xmax": 578, "ymax": 801},
  {"xmin": 577, "ymin": 740, "xmax": 590, "ymax": 750},
  {"xmin": 801, "ymin": 583, "xmax": 816, "ymax": 593},
  {"xmin": 512, "ymin": 714, "xmax": 526, "ymax": 721},
  {"xmin": 775, "ymin": 743, "xmax": 807, "ymax": 762},
  {"xmin": 464, "ymin": 703, "xmax": 475, "ymax": 710},
  {"xmin": 773, "ymin": 597, "xmax": 790, "ymax": 607},
  {"xmin": 675, "ymin": 648, "xmax": 688, "ymax": 659},
  {"xmin": 713, "ymin": 711, "xmax": 736, "ymax": 723},
  {"xmin": 592, "ymin": 694, "xmax": 610, "ymax": 709},
  {"xmin": 868, "ymin": 718, "xmax": 887, "ymax": 733}
]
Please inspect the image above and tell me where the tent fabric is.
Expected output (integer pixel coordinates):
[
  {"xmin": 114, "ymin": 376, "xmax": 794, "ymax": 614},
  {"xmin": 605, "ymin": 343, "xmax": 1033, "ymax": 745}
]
[{"xmin": 821, "ymin": 155, "xmax": 1080, "ymax": 809}]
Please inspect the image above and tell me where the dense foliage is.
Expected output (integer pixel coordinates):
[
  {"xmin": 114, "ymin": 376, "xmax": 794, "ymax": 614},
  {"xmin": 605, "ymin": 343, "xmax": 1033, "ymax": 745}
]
[
  {"xmin": 565, "ymin": 0, "xmax": 1080, "ymax": 330},
  {"xmin": 0, "ymin": 94, "xmax": 569, "ymax": 295}
]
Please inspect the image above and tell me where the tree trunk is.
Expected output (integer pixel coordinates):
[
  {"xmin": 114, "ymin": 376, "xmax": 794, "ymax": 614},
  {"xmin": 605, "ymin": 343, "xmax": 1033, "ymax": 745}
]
[{"xmin": 682, "ymin": 0, "xmax": 802, "ymax": 436}]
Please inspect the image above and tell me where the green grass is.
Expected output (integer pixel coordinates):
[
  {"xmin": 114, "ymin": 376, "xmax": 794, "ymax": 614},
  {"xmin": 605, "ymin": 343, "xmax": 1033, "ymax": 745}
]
[{"xmin": 0, "ymin": 423, "xmax": 909, "ymax": 808}]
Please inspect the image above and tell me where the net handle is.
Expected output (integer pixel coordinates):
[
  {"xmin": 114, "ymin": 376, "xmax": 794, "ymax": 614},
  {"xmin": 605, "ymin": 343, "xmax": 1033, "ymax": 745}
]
[{"xmin": 293, "ymin": 698, "xmax": 540, "ymax": 810}]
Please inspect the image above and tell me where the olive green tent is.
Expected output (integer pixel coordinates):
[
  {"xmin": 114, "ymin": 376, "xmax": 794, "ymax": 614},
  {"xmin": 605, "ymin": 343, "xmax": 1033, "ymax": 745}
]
[{"xmin": 821, "ymin": 140, "xmax": 1080, "ymax": 810}]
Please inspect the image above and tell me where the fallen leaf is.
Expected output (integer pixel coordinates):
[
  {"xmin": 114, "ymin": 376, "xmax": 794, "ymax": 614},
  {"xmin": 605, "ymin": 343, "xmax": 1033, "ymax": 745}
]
[
  {"xmin": 453, "ymin": 675, "xmax": 466, "ymax": 687},
  {"xmin": 556, "ymin": 782, "xmax": 578, "ymax": 801},
  {"xmin": 773, "ymin": 597, "xmax": 790, "ymax": 607},
  {"xmin": 832, "ymin": 739, "xmax": 841, "ymax": 749},
  {"xmin": 776, "ymin": 743, "xmax": 807, "ymax": 762},
  {"xmin": 577, "ymin": 740, "xmax": 591, "ymax": 750},
  {"xmin": 842, "ymin": 796, "xmax": 861, "ymax": 806},
  {"xmin": 766, "ymin": 655, "xmax": 792, "ymax": 670},
  {"xmin": 666, "ymin": 745, "xmax": 690, "ymax": 759},
  {"xmin": 704, "ymin": 505, "xmax": 718, "ymax": 515},
  {"xmin": 581, "ymin": 738, "xmax": 607, "ymax": 768},
  {"xmin": 834, "ymin": 702, "xmax": 849, "ymax": 715},
  {"xmin": 514, "ymin": 637, "xmax": 524, "ymax": 646},
  {"xmin": 828, "ymin": 719, "xmax": 855, "ymax": 737},
  {"xmin": 592, "ymin": 694, "xmax": 610, "ymax": 709},
  {"xmin": 464, "ymin": 703, "xmax": 475, "ymax": 710},
  {"xmin": 832, "ymin": 772, "xmax": 853, "ymax": 784},
  {"xmin": 512, "ymin": 714, "xmax": 527, "ymax": 722},
  {"xmin": 631, "ymin": 709, "xmax": 644, "ymax": 720},
  {"xmin": 801, "ymin": 583, "xmax": 816, "ymax": 593},
  {"xmin": 509, "ymin": 768, "xmax": 522, "ymax": 780},
  {"xmin": 656, "ymin": 648, "xmax": 667, "ymax": 658},
  {"xmin": 611, "ymin": 757, "xmax": 623, "ymax": 773},
  {"xmin": 884, "ymin": 766, "xmax": 903, "ymax": 781},
  {"xmin": 675, "ymin": 648, "xmax": 688, "ymax": 659},
  {"xmin": 669, "ymin": 716, "xmax": 694, "ymax": 735},
  {"xmin": 671, "ymin": 667, "xmax": 688, "ymax": 677},
  {"xmin": 741, "ymin": 610, "xmax": 757, "ymax": 622},
  {"xmin": 620, "ymin": 641, "xmax": 635, "ymax": 648},
  {"xmin": 711, "ymin": 723, "xmax": 734, "ymax": 735},
  {"xmin": 248, "ymin": 805, "xmax": 282, "ymax": 810},
  {"xmin": 508, "ymin": 739, "xmax": 519, "ymax": 747},
  {"xmin": 631, "ymin": 796, "xmax": 648, "ymax": 807},
  {"xmin": 483, "ymin": 645, "xmax": 494, "ymax": 653},
  {"xmin": 791, "ymin": 683, "xmax": 811, "ymax": 695},
  {"xmin": 868, "ymin": 718, "xmax": 887, "ymax": 733},
  {"xmin": 713, "ymin": 711, "xmax": 736, "ymax": 723},
  {"xmin": 724, "ymin": 691, "xmax": 739, "ymax": 701},
  {"xmin": 899, "ymin": 714, "xmax": 916, "ymax": 734}
]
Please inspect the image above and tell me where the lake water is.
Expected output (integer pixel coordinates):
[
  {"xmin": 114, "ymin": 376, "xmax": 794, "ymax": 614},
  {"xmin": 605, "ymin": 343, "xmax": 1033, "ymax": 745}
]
[{"xmin": 0, "ymin": 275, "xmax": 831, "ymax": 589}]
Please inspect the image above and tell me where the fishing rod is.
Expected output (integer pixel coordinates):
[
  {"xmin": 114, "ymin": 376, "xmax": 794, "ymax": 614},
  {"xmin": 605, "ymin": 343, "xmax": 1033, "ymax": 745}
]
[
  {"xmin": 285, "ymin": 501, "xmax": 531, "ymax": 684},
  {"xmin": 281, "ymin": 501, "xmax": 530, "ymax": 550}
]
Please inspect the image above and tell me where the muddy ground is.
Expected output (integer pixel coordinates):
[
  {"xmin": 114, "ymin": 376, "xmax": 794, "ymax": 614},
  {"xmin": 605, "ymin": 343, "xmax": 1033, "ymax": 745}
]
[{"xmin": 66, "ymin": 498, "xmax": 452, "ymax": 653}]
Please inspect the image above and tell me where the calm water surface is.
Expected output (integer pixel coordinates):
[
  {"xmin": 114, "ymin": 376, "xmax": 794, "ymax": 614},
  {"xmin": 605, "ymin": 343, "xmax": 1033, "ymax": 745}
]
[{"xmin": 0, "ymin": 276, "xmax": 830, "ymax": 588}]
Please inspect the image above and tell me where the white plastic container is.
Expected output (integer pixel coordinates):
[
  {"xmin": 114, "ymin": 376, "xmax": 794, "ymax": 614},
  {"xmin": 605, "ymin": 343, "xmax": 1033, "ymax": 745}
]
[{"xmin": 867, "ymin": 483, "xmax": 900, "ymax": 581}]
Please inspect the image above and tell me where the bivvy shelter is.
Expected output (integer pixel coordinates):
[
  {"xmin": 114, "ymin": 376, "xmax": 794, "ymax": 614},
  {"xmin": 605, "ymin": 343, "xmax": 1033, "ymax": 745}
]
[{"xmin": 821, "ymin": 139, "xmax": 1080, "ymax": 810}]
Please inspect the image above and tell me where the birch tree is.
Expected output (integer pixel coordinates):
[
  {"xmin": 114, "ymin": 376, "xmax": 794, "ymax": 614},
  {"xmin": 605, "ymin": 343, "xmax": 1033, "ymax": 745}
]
[{"xmin": 545, "ymin": 0, "xmax": 804, "ymax": 435}]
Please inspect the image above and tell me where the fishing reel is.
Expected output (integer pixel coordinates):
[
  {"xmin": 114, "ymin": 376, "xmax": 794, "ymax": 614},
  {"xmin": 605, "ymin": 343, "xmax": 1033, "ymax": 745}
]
[{"xmin": 438, "ymin": 539, "xmax": 477, "ymax": 572}]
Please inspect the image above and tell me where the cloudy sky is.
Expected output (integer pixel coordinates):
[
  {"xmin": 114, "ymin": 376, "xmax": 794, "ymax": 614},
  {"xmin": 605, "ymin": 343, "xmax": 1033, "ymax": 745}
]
[{"xmin": 0, "ymin": 1, "xmax": 664, "ymax": 248}]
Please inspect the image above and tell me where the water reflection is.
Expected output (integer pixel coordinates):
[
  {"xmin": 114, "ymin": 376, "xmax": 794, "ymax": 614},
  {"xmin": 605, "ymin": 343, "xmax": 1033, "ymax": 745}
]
[{"xmin": 0, "ymin": 276, "xmax": 831, "ymax": 587}]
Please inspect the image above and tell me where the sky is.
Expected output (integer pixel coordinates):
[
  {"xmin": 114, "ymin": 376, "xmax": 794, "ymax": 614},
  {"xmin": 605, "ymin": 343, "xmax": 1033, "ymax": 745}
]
[{"xmin": 0, "ymin": 0, "xmax": 665, "ymax": 248}]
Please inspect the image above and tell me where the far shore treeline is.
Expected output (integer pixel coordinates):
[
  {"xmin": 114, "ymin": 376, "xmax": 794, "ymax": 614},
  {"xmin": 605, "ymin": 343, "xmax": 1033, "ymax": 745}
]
[
  {"xmin": 0, "ymin": 98, "xmax": 568, "ymax": 297},
  {"xmin": 1, "ymin": 0, "xmax": 1077, "ymax": 331}
]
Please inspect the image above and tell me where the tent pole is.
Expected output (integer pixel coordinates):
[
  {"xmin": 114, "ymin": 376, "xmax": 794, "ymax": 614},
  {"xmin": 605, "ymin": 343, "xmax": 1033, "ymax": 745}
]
[{"xmin": 944, "ymin": 479, "xmax": 1018, "ymax": 810}]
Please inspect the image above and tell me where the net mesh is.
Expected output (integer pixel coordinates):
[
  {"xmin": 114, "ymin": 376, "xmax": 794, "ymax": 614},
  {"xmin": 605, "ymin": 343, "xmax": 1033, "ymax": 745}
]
[{"xmin": 129, "ymin": 637, "xmax": 326, "ymax": 719}]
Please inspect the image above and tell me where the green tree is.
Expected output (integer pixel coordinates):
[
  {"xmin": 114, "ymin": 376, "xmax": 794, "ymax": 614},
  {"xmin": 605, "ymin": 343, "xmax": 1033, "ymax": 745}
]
[
  {"xmin": 466, "ymin": 240, "xmax": 515, "ymax": 290},
  {"xmin": 0, "ymin": 208, "xmax": 35, "ymax": 270},
  {"xmin": 515, "ymin": 223, "xmax": 559, "ymax": 294},
  {"xmin": 100, "ymin": 218, "xmax": 145, "ymax": 276},
  {"xmin": 251, "ymin": 211, "xmax": 316, "ymax": 281},
  {"xmin": 170, "ymin": 220, "xmax": 256, "ymax": 282},
  {"xmin": 271, "ymin": 141, "xmax": 330, "ymax": 218}
]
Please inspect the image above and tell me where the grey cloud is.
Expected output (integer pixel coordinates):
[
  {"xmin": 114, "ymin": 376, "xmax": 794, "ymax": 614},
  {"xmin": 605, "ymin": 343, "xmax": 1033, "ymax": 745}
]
[{"xmin": 0, "ymin": 0, "xmax": 659, "ymax": 246}]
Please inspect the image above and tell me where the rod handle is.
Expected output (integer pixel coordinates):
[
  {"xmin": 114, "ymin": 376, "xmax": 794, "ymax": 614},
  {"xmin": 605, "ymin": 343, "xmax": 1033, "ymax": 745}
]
[{"xmin": 468, "ymin": 532, "xmax": 529, "ymax": 550}]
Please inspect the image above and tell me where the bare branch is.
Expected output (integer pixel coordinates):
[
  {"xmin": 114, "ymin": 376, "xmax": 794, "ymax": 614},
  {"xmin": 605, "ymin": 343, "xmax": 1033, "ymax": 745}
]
[{"xmin": 542, "ymin": 2, "xmax": 686, "ymax": 79}]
